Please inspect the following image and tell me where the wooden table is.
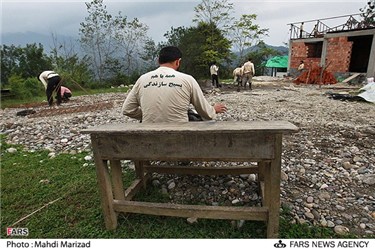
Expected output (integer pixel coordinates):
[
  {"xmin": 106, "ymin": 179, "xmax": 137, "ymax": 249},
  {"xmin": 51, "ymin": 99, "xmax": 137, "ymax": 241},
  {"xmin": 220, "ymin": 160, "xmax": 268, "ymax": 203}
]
[{"xmin": 82, "ymin": 121, "xmax": 298, "ymax": 238}]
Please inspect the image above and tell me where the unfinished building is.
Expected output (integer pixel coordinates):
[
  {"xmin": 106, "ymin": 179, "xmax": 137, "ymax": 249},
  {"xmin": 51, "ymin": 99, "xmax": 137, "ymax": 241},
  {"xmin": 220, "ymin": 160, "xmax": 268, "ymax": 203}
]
[{"xmin": 288, "ymin": 14, "xmax": 375, "ymax": 82}]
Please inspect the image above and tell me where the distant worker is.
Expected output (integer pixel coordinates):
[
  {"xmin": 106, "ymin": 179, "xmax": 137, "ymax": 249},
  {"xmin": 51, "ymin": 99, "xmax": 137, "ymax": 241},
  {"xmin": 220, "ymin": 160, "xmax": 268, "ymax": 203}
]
[
  {"xmin": 299, "ymin": 22, "xmax": 304, "ymax": 38},
  {"xmin": 241, "ymin": 58, "xmax": 255, "ymax": 90},
  {"xmin": 210, "ymin": 62, "xmax": 221, "ymax": 88},
  {"xmin": 298, "ymin": 60, "xmax": 305, "ymax": 72},
  {"xmin": 60, "ymin": 86, "xmax": 72, "ymax": 102},
  {"xmin": 38, "ymin": 71, "xmax": 62, "ymax": 106},
  {"xmin": 233, "ymin": 66, "xmax": 243, "ymax": 86}
]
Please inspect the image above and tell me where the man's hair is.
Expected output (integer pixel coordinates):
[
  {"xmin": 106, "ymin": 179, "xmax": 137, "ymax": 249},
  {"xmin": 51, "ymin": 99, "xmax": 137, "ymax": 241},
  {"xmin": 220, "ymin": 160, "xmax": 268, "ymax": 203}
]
[{"xmin": 158, "ymin": 46, "xmax": 182, "ymax": 64}]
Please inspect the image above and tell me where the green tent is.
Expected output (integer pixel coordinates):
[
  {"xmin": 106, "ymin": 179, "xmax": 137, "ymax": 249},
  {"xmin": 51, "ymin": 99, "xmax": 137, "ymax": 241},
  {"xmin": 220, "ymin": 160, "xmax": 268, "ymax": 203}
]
[{"xmin": 265, "ymin": 55, "xmax": 288, "ymax": 68}]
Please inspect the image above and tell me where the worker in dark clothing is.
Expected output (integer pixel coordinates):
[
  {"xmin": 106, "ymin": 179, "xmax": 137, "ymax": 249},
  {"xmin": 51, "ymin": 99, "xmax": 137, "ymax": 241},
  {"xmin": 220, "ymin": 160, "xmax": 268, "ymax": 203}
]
[{"xmin": 38, "ymin": 71, "xmax": 62, "ymax": 106}]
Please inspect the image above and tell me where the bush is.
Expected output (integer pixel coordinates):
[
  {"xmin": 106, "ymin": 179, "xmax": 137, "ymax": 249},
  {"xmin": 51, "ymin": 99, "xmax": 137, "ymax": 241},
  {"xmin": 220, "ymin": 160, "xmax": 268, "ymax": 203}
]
[
  {"xmin": 24, "ymin": 77, "xmax": 45, "ymax": 97},
  {"xmin": 8, "ymin": 75, "xmax": 44, "ymax": 100}
]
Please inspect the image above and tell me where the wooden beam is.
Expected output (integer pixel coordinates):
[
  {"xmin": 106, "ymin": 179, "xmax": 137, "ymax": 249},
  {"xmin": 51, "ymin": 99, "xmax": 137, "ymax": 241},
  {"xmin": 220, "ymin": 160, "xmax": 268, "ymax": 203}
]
[
  {"xmin": 342, "ymin": 73, "xmax": 361, "ymax": 83},
  {"xmin": 145, "ymin": 164, "xmax": 259, "ymax": 175},
  {"xmin": 113, "ymin": 200, "xmax": 268, "ymax": 221}
]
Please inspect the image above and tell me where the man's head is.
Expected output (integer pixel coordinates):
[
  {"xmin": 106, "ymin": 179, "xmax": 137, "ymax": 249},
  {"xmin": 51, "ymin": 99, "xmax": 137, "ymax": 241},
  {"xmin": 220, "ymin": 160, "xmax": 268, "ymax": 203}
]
[{"xmin": 158, "ymin": 46, "xmax": 182, "ymax": 64}]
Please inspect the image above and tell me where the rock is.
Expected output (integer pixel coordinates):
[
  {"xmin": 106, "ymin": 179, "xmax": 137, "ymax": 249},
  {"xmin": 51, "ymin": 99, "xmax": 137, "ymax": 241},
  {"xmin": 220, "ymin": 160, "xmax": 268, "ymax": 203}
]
[
  {"xmin": 306, "ymin": 196, "xmax": 314, "ymax": 203},
  {"xmin": 232, "ymin": 199, "xmax": 240, "ymax": 205},
  {"xmin": 168, "ymin": 182, "xmax": 176, "ymax": 190},
  {"xmin": 248, "ymin": 174, "xmax": 257, "ymax": 182},
  {"xmin": 152, "ymin": 180, "xmax": 160, "ymax": 187},
  {"xmin": 318, "ymin": 191, "xmax": 331, "ymax": 200},
  {"xmin": 61, "ymin": 138, "xmax": 68, "ymax": 143},
  {"xmin": 334, "ymin": 225, "xmax": 349, "ymax": 235},
  {"xmin": 84, "ymin": 155, "xmax": 92, "ymax": 161},
  {"xmin": 281, "ymin": 170, "xmax": 288, "ymax": 181},
  {"xmin": 6, "ymin": 147, "xmax": 17, "ymax": 153},
  {"xmin": 39, "ymin": 179, "xmax": 50, "ymax": 184},
  {"xmin": 342, "ymin": 161, "xmax": 352, "ymax": 170},
  {"xmin": 361, "ymin": 174, "xmax": 375, "ymax": 185},
  {"xmin": 353, "ymin": 156, "xmax": 361, "ymax": 162},
  {"xmin": 327, "ymin": 220, "xmax": 335, "ymax": 228},
  {"xmin": 48, "ymin": 152, "xmax": 56, "ymax": 158},
  {"xmin": 187, "ymin": 217, "xmax": 198, "ymax": 224},
  {"xmin": 304, "ymin": 212, "xmax": 314, "ymax": 220}
]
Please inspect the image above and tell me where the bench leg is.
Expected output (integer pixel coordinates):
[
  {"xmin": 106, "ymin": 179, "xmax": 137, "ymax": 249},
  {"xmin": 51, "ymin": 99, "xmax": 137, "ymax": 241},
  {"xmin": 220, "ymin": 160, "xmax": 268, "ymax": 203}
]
[
  {"xmin": 257, "ymin": 161, "xmax": 266, "ymax": 199},
  {"xmin": 94, "ymin": 159, "xmax": 118, "ymax": 230},
  {"xmin": 264, "ymin": 134, "xmax": 282, "ymax": 238},
  {"xmin": 110, "ymin": 160, "xmax": 125, "ymax": 200},
  {"xmin": 135, "ymin": 160, "xmax": 147, "ymax": 189}
]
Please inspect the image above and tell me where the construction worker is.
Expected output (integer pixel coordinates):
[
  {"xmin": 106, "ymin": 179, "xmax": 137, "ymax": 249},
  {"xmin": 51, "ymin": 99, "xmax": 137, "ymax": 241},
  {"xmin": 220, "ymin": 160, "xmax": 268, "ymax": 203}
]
[
  {"xmin": 298, "ymin": 60, "xmax": 305, "ymax": 72},
  {"xmin": 233, "ymin": 66, "xmax": 243, "ymax": 86},
  {"xmin": 38, "ymin": 71, "xmax": 62, "ymax": 106},
  {"xmin": 210, "ymin": 62, "xmax": 221, "ymax": 88},
  {"xmin": 59, "ymin": 86, "xmax": 72, "ymax": 102},
  {"xmin": 241, "ymin": 58, "xmax": 255, "ymax": 90}
]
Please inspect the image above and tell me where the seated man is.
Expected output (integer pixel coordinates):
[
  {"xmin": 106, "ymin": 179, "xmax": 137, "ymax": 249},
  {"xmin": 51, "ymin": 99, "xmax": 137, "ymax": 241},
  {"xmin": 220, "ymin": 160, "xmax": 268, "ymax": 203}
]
[{"xmin": 121, "ymin": 46, "xmax": 227, "ymax": 123}]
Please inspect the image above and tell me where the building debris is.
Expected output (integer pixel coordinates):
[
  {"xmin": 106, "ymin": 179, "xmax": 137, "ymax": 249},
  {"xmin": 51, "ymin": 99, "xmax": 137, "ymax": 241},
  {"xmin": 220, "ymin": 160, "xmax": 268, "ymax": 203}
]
[{"xmin": 294, "ymin": 66, "xmax": 337, "ymax": 85}]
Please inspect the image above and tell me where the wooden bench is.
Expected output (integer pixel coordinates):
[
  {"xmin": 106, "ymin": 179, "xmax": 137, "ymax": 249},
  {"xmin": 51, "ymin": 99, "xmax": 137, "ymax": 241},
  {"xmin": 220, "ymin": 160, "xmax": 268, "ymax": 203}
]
[{"xmin": 82, "ymin": 121, "xmax": 298, "ymax": 238}]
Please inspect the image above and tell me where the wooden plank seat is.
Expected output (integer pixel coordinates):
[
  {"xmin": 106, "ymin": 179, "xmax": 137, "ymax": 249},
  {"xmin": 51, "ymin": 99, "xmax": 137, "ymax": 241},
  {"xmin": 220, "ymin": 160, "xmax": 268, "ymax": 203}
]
[{"xmin": 82, "ymin": 121, "xmax": 298, "ymax": 238}]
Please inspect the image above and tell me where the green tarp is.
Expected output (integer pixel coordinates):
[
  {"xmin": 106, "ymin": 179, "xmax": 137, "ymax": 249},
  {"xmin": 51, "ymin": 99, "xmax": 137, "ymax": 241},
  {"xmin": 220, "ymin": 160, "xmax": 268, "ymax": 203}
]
[{"xmin": 265, "ymin": 55, "xmax": 288, "ymax": 68}]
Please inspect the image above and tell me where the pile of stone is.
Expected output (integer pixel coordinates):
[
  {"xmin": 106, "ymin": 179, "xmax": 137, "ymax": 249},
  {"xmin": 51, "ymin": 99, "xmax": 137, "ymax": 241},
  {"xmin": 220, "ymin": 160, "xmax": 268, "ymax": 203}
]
[{"xmin": 1, "ymin": 82, "xmax": 374, "ymax": 237}]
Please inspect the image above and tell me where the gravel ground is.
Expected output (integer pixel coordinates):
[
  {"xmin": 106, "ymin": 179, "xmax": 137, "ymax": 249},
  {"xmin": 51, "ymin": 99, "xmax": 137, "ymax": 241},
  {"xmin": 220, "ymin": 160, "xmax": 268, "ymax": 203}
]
[{"xmin": 1, "ymin": 77, "xmax": 374, "ymax": 237}]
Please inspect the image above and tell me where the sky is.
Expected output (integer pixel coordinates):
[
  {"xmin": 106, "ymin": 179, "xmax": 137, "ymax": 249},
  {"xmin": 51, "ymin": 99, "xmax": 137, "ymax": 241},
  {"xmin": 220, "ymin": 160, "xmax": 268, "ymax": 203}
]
[{"xmin": 0, "ymin": 0, "xmax": 367, "ymax": 47}]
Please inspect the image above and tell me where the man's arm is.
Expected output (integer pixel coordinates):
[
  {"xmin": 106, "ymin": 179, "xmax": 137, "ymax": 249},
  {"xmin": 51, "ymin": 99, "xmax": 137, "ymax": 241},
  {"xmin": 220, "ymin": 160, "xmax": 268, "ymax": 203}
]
[
  {"xmin": 38, "ymin": 72, "xmax": 48, "ymax": 89},
  {"xmin": 190, "ymin": 77, "xmax": 226, "ymax": 120},
  {"xmin": 121, "ymin": 85, "xmax": 143, "ymax": 120}
]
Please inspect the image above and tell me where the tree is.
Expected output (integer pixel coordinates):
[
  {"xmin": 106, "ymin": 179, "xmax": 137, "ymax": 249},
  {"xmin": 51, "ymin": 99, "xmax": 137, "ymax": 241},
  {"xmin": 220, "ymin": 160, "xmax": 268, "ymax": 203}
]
[
  {"xmin": 140, "ymin": 38, "xmax": 163, "ymax": 70},
  {"xmin": 1, "ymin": 45, "xmax": 20, "ymax": 86},
  {"xmin": 50, "ymin": 34, "xmax": 92, "ymax": 88},
  {"xmin": 113, "ymin": 16, "xmax": 149, "ymax": 75},
  {"xmin": 164, "ymin": 23, "xmax": 231, "ymax": 79},
  {"xmin": 193, "ymin": 0, "xmax": 234, "ymax": 31},
  {"xmin": 230, "ymin": 14, "xmax": 269, "ymax": 64},
  {"xmin": 79, "ymin": 0, "xmax": 117, "ymax": 82},
  {"xmin": 1, "ymin": 44, "xmax": 52, "ymax": 86},
  {"xmin": 79, "ymin": 0, "xmax": 151, "ymax": 84},
  {"xmin": 360, "ymin": 0, "xmax": 375, "ymax": 27}
]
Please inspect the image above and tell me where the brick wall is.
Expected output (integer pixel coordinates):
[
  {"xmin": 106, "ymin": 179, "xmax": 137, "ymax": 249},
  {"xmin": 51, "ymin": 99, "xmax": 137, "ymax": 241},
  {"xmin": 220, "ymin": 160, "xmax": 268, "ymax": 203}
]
[
  {"xmin": 290, "ymin": 36, "xmax": 353, "ymax": 73},
  {"xmin": 325, "ymin": 37, "xmax": 352, "ymax": 72}
]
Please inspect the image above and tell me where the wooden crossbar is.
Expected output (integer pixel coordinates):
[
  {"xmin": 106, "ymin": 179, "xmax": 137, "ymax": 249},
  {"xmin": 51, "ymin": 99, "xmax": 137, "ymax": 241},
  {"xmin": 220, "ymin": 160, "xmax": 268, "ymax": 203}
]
[
  {"xmin": 144, "ymin": 164, "xmax": 259, "ymax": 175},
  {"xmin": 113, "ymin": 200, "xmax": 268, "ymax": 221}
]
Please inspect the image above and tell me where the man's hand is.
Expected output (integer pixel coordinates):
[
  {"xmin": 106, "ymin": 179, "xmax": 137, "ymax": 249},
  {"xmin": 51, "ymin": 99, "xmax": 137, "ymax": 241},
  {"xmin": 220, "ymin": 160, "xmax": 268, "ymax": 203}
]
[{"xmin": 214, "ymin": 103, "xmax": 227, "ymax": 114}]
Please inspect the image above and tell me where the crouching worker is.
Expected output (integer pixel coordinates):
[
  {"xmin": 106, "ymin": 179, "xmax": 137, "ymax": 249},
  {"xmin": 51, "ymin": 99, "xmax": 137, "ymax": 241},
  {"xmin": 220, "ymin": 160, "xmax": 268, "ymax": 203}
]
[
  {"xmin": 233, "ymin": 66, "xmax": 243, "ymax": 89},
  {"xmin": 38, "ymin": 71, "xmax": 62, "ymax": 106},
  {"xmin": 60, "ymin": 86, "xmax": 72, "ymax": 102},
  {"xmin": 121, "ymin": 46, "xmax": 227, "ymax": 123}
]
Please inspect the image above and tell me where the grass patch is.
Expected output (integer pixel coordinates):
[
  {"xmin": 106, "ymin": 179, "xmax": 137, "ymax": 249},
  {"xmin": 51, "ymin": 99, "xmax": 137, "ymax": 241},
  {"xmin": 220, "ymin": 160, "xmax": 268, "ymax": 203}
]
[
  {"xmin": 0, "ymin": 136, "xmax": 361, "ymax": 239},
  {"xmin": 0, "ymin": 87, "xmax": 129, "ymax": 109}
]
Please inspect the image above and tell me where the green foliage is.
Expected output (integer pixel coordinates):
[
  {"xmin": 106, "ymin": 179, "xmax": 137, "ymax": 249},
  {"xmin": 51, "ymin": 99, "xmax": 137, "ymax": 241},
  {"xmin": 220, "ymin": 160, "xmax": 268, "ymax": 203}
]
[
  {"xmin": 79, "ymin": 0, "xmax": 150, "ymax": 83},
  {"xmin": 245, "ymin": 41, "xmax": 282, "ymax": 76},
  {"xmin": 193, "ymin": 0, "xmax": 234, "ymax": 31},
  {"xmin": 1, "ymin": 44, "xmax": 52, "ymax": 86},
  {"xmin": 165, "ymin": 22, "xmax": 231, "ymax": 79},
  {"xmin": 7, "ymin": 75, "xmax": 44, "ymax": 100},
  {"xmin": 230, "ymin": 14, "xmax": 269, "ymax": 64},
  {"xmin": 360, "ymin": 0, "xmax": 375, "ymax": 26}
]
